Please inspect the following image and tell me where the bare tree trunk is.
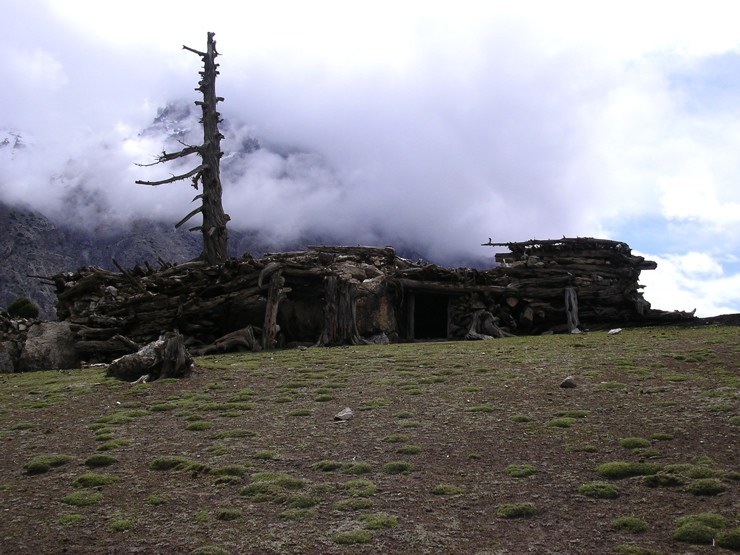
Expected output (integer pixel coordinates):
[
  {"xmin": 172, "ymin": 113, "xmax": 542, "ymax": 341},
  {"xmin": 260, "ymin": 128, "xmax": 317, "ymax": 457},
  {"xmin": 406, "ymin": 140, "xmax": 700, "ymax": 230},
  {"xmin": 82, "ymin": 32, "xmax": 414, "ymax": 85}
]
[
  {"xmin": 195, "ymin": 32, "xmax": 230, "ymax": 264},
  {"xmin": 136, "ymin": 32, "xmax": 230, "ymax": 265}
]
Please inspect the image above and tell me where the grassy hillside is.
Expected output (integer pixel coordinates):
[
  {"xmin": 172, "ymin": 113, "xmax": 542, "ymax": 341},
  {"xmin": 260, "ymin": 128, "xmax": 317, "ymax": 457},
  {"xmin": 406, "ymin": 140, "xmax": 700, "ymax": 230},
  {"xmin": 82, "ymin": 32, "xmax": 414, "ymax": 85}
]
[{"xmin": 1, "ymin": 325, "xmax": 739, "ymax": 554}]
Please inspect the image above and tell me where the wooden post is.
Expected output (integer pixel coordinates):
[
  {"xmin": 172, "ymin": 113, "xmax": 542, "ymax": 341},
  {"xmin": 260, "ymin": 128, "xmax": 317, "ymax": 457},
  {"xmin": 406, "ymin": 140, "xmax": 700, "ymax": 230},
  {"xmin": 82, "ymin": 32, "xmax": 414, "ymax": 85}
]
[
  {"xmin": 262, "ymin": 270, "xmax": 289, "ymax": 349},
  {"xmin": 316, "ymin": 275, "xmax": 339, "ymax": 346},
  {"xmin": 565, "ymin": 287, "xmax": 580, "ymax": 332}
]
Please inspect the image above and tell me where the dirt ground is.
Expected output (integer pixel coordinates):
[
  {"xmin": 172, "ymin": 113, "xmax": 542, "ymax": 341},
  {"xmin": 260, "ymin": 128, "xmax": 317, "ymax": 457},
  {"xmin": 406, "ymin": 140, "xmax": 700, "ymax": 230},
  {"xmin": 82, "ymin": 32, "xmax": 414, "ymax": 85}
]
[{"xmin": 0, "ymin": 322, "xmax": 738, "ymax": 554}]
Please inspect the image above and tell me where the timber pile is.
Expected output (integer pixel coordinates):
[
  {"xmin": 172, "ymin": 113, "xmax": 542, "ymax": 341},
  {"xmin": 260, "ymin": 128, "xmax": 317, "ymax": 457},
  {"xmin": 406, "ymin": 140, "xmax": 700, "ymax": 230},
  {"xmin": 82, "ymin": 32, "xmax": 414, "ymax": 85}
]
[
  {"xmin": 50, "ymin": 247, "xmax": 416, "ymax": 362},
  {"xmin": 482, "ymin": 237, "xmax": 688, "ymax": 332},
  {"xmin": 47, "ymin": 239, "xmax": 694, "ymax": 364}
]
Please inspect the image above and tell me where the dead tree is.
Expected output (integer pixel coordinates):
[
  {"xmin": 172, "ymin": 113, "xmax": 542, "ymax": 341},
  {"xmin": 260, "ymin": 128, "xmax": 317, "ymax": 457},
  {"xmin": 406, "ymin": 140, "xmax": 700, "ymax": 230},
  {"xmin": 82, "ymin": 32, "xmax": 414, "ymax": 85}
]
[{"xmin": 136, "ymin": 32, "xmax": 230, "ymax": 265}]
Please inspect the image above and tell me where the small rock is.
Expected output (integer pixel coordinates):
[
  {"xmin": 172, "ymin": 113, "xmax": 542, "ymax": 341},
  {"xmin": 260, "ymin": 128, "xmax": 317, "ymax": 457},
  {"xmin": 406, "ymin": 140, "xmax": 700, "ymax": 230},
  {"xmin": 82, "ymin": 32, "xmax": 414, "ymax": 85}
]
[
  {"xmin": 560, "ymin": 376, "xmax": 577, "ymax": 389},
  {"xmin": 608, "ymin": 328, "xmax": 622, "ymax": 335},
  {"xmin": 334, "ymin": 407, "xmax": 354, "ymax": 422}
]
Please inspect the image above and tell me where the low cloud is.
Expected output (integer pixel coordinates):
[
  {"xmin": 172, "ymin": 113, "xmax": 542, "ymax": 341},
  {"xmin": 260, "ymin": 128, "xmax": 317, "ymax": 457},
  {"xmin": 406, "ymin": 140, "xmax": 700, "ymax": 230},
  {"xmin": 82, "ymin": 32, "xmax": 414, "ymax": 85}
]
[
  {"xmin": 1, "ymin": 3, "xmax": 740, "ymax": 312},
  {"xmin": 639, "ymin": 251, "xmax": 740, "ymax": 317}
]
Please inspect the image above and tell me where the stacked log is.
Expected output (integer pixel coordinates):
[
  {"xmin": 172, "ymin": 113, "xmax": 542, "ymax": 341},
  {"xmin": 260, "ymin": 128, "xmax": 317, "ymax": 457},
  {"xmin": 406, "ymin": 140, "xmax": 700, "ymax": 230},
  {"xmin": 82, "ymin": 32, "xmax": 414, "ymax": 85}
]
[
  {"xmin": 482, "ymin": 237, "xmax": 664, "ymax": 333},
  {"xmin": 42, "ymin": 238, "xmax": 694, "ymax": 365},
  {"xmin": 49, "ymin": 247, "xmax": 409, "ymax": 362}
]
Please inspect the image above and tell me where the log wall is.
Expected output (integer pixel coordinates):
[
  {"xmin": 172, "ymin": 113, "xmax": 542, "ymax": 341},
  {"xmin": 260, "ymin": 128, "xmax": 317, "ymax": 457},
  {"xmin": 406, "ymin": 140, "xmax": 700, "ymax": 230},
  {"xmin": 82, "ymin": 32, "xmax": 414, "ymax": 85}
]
[{"xmin": 45, "ymin": 239, "xmax": 694, "ymax": 363}]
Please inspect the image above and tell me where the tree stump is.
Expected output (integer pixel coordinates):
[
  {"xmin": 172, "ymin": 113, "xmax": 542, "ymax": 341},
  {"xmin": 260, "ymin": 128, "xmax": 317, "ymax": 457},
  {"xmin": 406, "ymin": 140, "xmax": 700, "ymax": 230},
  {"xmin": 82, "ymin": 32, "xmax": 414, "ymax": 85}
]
[{"xmin": 106, "ymin": 331, "xmax": 193, "ymax": 382}]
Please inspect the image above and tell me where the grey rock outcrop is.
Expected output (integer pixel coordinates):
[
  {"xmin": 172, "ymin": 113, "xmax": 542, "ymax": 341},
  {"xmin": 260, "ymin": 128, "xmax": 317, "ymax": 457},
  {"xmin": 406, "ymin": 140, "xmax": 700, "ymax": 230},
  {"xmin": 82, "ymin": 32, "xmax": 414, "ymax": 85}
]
[
  {"xmin": 0, "ymin": 342, "xmax": 16, "ymax": 373},
  {"xmin": 19, "ymin": 321, "xmax": 78, "ymax": 371}
]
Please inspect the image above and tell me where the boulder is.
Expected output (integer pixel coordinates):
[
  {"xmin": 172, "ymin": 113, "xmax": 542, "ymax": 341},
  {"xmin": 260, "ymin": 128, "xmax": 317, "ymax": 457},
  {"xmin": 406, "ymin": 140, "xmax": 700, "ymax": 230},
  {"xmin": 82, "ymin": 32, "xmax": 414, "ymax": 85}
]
[
  {"xmin": 0, "ymin": 342, "xmax": 17, "ymax": 373},
  {"xmin": 560, "ymin": 376, "xmax": 577, "ymax": 389},
  {"xmin": 19, "ymin": 322, "xmax": 79, "ymax": 371}
]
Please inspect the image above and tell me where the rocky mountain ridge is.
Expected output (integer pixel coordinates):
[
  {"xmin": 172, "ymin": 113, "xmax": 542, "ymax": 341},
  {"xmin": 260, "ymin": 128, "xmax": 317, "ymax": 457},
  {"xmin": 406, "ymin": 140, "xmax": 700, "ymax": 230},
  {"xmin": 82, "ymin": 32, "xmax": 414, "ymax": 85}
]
[{"xmin": 0, "ymin": 201, "xmax": 205, "ymax": 318}]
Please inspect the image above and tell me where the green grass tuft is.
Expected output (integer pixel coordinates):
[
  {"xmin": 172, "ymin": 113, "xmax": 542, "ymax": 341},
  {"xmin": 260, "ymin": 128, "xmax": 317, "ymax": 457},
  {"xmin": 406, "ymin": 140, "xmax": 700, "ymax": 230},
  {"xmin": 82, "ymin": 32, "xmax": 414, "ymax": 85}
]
[
  {"xmin": 285, "ymin": 494, "xmax": 319, "ymax": 508},
  {"xmin": 642, "ymin": 473, "xmax": 685, "ymax": 488},
  {"xmin": 211, "ymin": 428, "xmax": 256, "ymax": 439},
  {"xmin": 342, "ymin": 479, "xmax": 377, "ymax": 497},
  {"xmin": 342, "ymin": 462, "xmax": 372, "ymax": 475},
  {"xmin": 496, "ymin": 502, "xmax": 536, "ymax": 518},
  {"xmin": 193, "ymin": 510, "xmax": 211, "ymax": 523},
  {"xmin": 612, "ymin": 516, "xmax": 648, "ymax": 533},
  {"xmin": 23, "ymin": 454, "xmax": 70, "ymax": 475},
  {"xmin": 504, "ymin": 463, "xmax": 537, "ymax": 478},
  {"xmin": 717, "ymin": 527, "xmax": 740, "ymax": 551},
  {"xmin": 619, "ymin": 437, "xmax": 651, "ymax": 449},
  {"xmin": 185, "ymin": 421, "xmax": 213, "ymax": 431},
  {"xmin": 312, "ymin": 459, "xmax": 342, "ymax": 472},
  {"xmin": 685, "ymin": 478, "xmax": 727, "ymax": 496},
  {"xmin": 85, "ymin": 454, "xmax": 118, "ymax": 468},
  {"xmin": 279, "ymin": 508, "xmax": 315, "ymax": 520},
  {"xmin": 110, "ymin": 519, "xmax": 134, "ymax": 532},
  {"xmin": 578, "ymin": 481, "xmax": 621, "ymax": 499},
  {"xmin": 61, "ymin": 490, "xmax": 103, "ymax": 506},
  {"xmin": 210, "ymin": 465, "xmax": 250, "ymax": 477},
  {"xmin": 332, "ymin": 530, "xmax": 372, "ymax": 544},
  {"xmin": 393, "ymin": 411, "xmax": 413, "ymax": 419},
  {"xmin": 546, "ymin": 417, "xmax": 576, "ymax": 428},
  {"xmin": 556, "ymin": 409, "xmax": 589, "ymax": 418},
  {"xmin": 72, "ymin": 473, "xmax": 118, "ymax": 488},
  {"xmin": 508, "ymin": 414, "xmax": 533, "ymax": 423},
  {"xmin": 359, "ymin": 512, "xmax": 398, "ymax": 529},
  {"xmin": 382, "ymin": 433, "xmax": 408, "ymax": 443},
  {"xmin": 96, "ymin": 438, "xmax": 131, "ymax": 451},
  {"xmin": 596, "ymin": 462, "xmax": 661, "ymax": 479},
  {"xmin": 334, "ymin": 498, "xmax": 374, "ymax": 511},
  {"xmin": 382, "ymin": 461, "xmax": 413, "ymax": 474},
  {"xmin": 673, "ymin": 522, "xmax": 716, "ymax": 545},
  {"xmin": 431, "ymin": 484, "xmax": 465, "ymax": 495},
  {"xmin": 215, "ymin": 508, "xmax": 241, "ymax": 521},
  {"xmin": 674, "ymin": 512, "xmax": 728, "ymax": 529}
]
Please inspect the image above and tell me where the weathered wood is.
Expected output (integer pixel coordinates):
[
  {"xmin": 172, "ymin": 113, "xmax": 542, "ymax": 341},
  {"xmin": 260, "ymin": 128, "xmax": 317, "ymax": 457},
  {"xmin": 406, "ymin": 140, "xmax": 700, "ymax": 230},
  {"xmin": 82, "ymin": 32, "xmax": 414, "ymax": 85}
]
[
  {"xmin": 106, "ymin": 331, "xmax": 192, "ymax": 382},
  {"xmin": 565, "ymin": 287, "xmax": 579, "ymax": 332},
  {"xmin": 262, "ymin": 270, "xmax": 289, "ymax": 349},
  {"xmin": 396, "ymin": 279, "xmax": 507, "ymax": 295},
  {"xmin": 135, "ymin": 33, "xmax": 229, "ymax": 265},
  {"xmin": 45, "ymin": 238, "xmax": 691, "ymax": 363},
  {"xmin": 316, "ymin": 275, "xmax": 340, "ymax": 346},
  {"xmin": 191, "ymin": 326, "xmax": 261, "ymax": 356}
]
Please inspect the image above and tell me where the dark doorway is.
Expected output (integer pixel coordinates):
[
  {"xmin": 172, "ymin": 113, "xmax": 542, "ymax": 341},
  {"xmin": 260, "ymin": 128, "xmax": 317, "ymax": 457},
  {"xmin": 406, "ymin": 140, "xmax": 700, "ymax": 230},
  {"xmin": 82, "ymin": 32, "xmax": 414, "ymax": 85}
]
[{"xmin": 414, "ymin": 293, "xmax": 448, "ymax": 339}]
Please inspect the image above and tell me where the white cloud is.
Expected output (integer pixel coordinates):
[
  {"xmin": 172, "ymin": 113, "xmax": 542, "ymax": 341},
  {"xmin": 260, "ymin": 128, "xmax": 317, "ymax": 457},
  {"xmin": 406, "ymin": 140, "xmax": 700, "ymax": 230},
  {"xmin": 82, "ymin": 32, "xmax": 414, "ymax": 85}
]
[
  {"xmin": 1, "ymin": 2, "xmax": 740, "ymax": 313},
  {"xmin": 639, "ymin": 252, "xmax": 740, "ymax": 317}
]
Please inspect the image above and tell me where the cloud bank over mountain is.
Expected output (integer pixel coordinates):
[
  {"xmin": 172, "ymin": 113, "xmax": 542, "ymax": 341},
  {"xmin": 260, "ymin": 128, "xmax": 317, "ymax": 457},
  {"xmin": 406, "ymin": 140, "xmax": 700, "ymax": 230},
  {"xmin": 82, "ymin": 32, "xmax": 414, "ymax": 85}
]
[{"xmin": 1, "ymin": 1, "xmax": 740, "ymax": 316}]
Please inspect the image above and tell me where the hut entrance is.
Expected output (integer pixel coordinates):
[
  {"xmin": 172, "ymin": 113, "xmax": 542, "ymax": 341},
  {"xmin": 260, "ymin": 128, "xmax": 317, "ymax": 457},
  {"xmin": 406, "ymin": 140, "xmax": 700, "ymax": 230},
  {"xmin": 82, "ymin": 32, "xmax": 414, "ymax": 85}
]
[{"xmin": 412, "ymin": 293, "xmax": 448, "ymax": 339}]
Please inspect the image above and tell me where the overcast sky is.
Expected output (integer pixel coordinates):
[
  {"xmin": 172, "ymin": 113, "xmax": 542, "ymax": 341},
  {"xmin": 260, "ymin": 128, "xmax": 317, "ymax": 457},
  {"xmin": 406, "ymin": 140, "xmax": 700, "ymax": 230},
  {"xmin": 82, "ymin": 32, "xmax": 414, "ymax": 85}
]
[{"xmin": 1, "ymin": 1, "xmax": 740, "ymax": 317}]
